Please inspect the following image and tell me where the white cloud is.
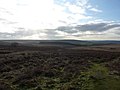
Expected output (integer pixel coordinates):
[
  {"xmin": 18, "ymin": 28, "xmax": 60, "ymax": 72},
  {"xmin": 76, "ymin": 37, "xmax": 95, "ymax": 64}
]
[
  {"xmin": 65, "ymin": 2, "xmax": 86, "ymax": 14},
  {"xmin": 90, "ymin": 8, "xmax": 102, "ymax": 12},
  {"xmin": 0, "ymin": 0, "xmax": 93, "ymax": 32},
  {"xmin": 0, "ymin": 0, "xmax": 119, "ymax": 40},
  {"xmin": 0, "ymin": 21, "xmax": 120, "ymax": 40}
]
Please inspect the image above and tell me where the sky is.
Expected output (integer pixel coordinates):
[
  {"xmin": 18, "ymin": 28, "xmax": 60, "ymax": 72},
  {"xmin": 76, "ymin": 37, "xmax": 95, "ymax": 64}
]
[{"xmin": 0, "ymin": 0, "xmax": 120, "ymax": 40}]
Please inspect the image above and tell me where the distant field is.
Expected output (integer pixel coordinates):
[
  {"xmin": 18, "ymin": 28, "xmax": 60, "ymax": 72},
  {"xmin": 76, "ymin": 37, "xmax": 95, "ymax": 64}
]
[{"xmin": 71, "ymin": 44, "xmax": 120, "ymax": 52}]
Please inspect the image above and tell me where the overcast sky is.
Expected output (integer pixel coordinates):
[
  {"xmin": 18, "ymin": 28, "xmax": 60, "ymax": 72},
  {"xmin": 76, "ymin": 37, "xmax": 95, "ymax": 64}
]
[{"xmin": 0, "ymin": 0, "xmax": 120, "ymax": 40}]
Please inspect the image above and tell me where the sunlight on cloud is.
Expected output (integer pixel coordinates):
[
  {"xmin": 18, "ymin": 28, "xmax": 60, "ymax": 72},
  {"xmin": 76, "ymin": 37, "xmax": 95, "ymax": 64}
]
[
  {"xmin": 0, "ymin": 0, "xmax": 92, "ymax": 31},
  {"xmin": 0, "ymin": 0, "xmax": 119, "ymax": 40},
  {"xmin": 90, "ymin": 8, "xmax": 102, "ymax": 13}
]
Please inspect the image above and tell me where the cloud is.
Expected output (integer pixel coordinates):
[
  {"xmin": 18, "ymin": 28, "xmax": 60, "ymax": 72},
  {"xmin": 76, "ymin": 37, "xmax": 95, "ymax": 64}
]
[
  {"xmin": 75, "ymin": 23, "xmax": 120, "ymax": 32},
  {"xmin": 45, "ymin": 22, "xmax": 120, "ymax": 40},
  {"xmin": 0, "ymin": 17, "xmax": 17, "ymax": 25},
  {"xmin": 65, "ymin": 2, "xmax": 86, "ymax": 14},
  {"xmin": 0, "ymin": 28, "xmax": 47, "ymax": 39},
  {"xmin": 0, "ymin": 0, "xmax": 95, "ymax": 30},
  {"xmin": 0, "ymin": 0, "xmax": 119, "ymax": 40},
  {"xmin": 55, "ymin": 22, "xmax": 120, "ymax": 33},
  {"xmin": 90, "ymin": 8, "xmax": 102, "ymax": 13},
  {"xmin": 0, "ymin": 18, "xmax": 6, "ymax": 21},
  {"xmin": 0, "ymin": 7, "xmax": 13, "ymax": 15},
  {"xmin": 0, "ymin": 21, "xmax": 120, "ymax": 40}
]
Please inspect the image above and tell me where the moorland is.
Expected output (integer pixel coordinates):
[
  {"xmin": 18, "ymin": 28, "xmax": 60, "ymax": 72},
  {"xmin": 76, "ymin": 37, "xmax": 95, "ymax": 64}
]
[{"xmin": 0, "ymin": 40, "xmax": 120, "ymax": 90}]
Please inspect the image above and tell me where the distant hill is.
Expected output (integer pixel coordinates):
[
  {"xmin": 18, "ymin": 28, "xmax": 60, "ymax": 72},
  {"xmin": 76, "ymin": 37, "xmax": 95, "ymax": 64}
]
[
  {"xmin": 39, "ymin": 40, "xmax": 120, "ymax": 46},
  {"xmin": 39, "ymin": 40, "xmax": 92, "ymax": 46},
  {"xmin": 0, "ymin": 40, "xmax": 120, "ymax": 47}
]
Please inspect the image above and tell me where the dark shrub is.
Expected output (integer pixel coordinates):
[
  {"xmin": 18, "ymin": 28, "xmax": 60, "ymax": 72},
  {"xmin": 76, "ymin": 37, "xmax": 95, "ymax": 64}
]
[
  {"xmin": 0, "ymin": 81, "xmax": 12, "ymax": 90},
  {"xmin": 11, "ymin": 42, "xmax": 19, "ymax": 47}
]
